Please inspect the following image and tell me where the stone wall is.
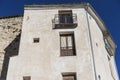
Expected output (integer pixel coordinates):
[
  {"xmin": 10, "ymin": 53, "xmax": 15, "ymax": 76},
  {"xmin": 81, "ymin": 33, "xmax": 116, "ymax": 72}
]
[{"xmin": 0, "ymin": 16, "xmax": 23, "ymax": 79}]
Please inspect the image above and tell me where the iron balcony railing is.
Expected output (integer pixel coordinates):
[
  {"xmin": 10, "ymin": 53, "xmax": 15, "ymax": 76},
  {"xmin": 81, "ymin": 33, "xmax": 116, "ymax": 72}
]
[
  {"xmin": 52, "ymin": 14, "xmax": 77, "ymax": 28},
  {"xmin": 60, "ymin": 46, "xmax": 75, "ymax": 56}
]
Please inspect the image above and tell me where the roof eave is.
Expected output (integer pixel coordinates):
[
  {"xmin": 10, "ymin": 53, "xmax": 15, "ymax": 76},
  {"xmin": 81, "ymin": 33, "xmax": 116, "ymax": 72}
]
[{"xmin": 85, "ymin": 3, "xmax": 117, "ymax": 57}]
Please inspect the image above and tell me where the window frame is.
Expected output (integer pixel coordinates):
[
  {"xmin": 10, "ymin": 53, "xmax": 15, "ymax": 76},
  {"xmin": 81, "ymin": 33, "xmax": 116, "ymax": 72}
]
[
  {"xmin": 104, "ymin": 38, "xmax": 114, "ymax": 56},
  {"xmin": 23, "ymin": 76, "xmax": 31, "ymax": 80},
  {"xmin": 62, "ymin": 72, "xmax": 77, "ymax": 80},
  {"xmin": 59, "ymin": 10, "xmax": 73, "ymax": 24},
  {"xmin": 33, "ymin": 38, "xmax": 39, "ymax": 43},
  {"xmin": 60, "ymin": 32, "xmax": 76, "ymax": 56}
]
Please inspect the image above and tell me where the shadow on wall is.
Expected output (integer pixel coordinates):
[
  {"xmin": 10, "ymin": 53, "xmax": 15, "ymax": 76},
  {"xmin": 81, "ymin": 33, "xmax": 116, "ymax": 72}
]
[{"xmin": 0, "ymin": 34, "xmax": 21, "ymax": 80}]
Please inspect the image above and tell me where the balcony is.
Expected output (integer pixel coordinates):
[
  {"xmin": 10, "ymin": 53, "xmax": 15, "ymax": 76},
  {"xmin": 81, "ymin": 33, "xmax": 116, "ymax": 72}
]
[{"xmin": 52, "ymin": 14, "xmax": 77, "ymax": 29}]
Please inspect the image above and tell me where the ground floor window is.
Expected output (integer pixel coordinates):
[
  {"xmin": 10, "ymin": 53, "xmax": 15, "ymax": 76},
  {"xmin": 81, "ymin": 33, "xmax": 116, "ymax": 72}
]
[
  {"xmin": 23, "ymin": 76, "xmax": 31, "ymax": 80},
  {"xmin": 62, "ymin": 72, "xmax": 76, "ymax": 80}
]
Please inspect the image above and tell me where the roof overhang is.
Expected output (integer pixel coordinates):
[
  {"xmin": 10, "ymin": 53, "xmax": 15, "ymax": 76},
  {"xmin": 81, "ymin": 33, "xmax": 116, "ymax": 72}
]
[{"xmin": 85, "ymin": 3, "xmax": 116, "ymax": 57}]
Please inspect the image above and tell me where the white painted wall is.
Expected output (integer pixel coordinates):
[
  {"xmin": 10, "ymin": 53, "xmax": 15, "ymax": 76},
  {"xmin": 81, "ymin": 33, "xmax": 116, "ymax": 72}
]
[
  {"xmin": 87, "ymin": 13, "xmax": 119, "ymax": 80},
  {"xmin": 6, "ymin": 6, "xmax": 119, "ymax": 80}
]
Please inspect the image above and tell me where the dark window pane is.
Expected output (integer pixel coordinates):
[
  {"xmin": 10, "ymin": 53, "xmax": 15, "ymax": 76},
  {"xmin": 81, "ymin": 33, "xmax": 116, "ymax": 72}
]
[
  {"xmin": 23, "ymin": 76, "xmax": 31, "ymax": 80},
  {"xmin": 59, "ymin": 14, "xmax": 66, "ymax": 23},
  {"xmin": 66, "ymin": 14, "xmax": 73, "ymax": 23},
  {"xmin": 59, "ymin": 10, "xmax": 73, "ymax": 24},
  {"xmin": 33, "ymin": 38, "xmax": 39, "ymax": 43},
  {"xmin": 62, "ymin": 72, "xmax": 76, "ymax": 80}
]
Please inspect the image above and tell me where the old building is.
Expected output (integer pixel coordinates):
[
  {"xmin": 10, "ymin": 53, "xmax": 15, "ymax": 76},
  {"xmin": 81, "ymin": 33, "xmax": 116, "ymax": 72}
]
[{"xmin": 3, "ymin": 3, "xmax": 119, "ymax": 80}]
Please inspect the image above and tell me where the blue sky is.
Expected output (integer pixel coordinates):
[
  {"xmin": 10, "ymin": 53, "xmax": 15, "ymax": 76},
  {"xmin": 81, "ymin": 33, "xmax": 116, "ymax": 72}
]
[{"xmin": 0, "ymin": 0, "xmax": 120, "ymax": 77}]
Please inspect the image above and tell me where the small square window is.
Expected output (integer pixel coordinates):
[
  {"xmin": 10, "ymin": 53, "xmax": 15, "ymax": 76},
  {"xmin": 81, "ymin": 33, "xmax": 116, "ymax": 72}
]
[
  {"xmin": 62, "ymin": 72, "xmax": 76, "ymax": 80},
  {"xmin": 33, "ymin": 38, "xmax": 39, "ymax": 43},
  {"xmin": 23, "ymin": 76, "xmax": 31, "ymax": 80}
]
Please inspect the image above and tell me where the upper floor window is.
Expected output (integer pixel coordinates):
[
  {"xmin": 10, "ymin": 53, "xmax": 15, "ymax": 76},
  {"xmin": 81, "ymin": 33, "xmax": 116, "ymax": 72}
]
[
  {"xmin": 104, "ymin": 38, "xmax": 114, "ymax": 56},
  {"xmin": 60, "ymin": 32, "xmax": 76, "ymax": 56},
  {"xmin": 52, "ymin": 10, "xmax": 77, "ymax": 29},
  {"xmin": 107, "ymin": 55, "xmax": 115, "ymax": 80},
  {"xmin": 59, "ymin": 10, "xmax": 73, "ymax": 24}
]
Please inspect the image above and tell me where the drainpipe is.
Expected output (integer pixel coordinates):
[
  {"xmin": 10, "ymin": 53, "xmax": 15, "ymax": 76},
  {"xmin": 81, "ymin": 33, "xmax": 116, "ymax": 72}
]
[{"xmin": 85, "ymin": 8, "xmax": 98, "ymax": 80}]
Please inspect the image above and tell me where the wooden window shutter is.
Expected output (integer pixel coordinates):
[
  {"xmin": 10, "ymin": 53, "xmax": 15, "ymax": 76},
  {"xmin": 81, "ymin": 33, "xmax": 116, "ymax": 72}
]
[{"xmin": 60, "ymin": 32, "xmax": 76, "ymax": 56}]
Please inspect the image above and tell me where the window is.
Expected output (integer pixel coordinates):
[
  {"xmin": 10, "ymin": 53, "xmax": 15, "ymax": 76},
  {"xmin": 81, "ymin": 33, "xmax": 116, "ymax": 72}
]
[
  {"xmin": 62, "ymin": 72, "xmax": 76, "ymax": 80},
  {"xmin": 33, "ymin": 38, "xmax": 39, "ymax": 43},
  {"xmin": 107, "ymin": 56, "xmax": 115, "ymax": 80},
  {"xmin": 53, "ymin": 10, "xmax": 77, "ymax": 29},
  {"xmin": 23, "ymin": 76, "xmax": 31, "ymax": 80},
  {"xmin": 104, "ymin": 38, "xmax": 114, "ymax": 56},
  {"xmin": 59, "ymin": 10, "xmax": 73, "ymax": 24},
  {"xmin": 98, "ymin": 75, "xmax": 101, "ymax": 80},
  {"xmin": 60, "ymin": 32, "xmax": 76, "ymax": 56}
]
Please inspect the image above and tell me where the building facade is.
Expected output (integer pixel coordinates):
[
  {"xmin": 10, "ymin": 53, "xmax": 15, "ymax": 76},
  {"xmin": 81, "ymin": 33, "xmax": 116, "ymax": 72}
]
[{"xmin": 6, "ymin": 3, "xmax": 119, "ymax": 80}]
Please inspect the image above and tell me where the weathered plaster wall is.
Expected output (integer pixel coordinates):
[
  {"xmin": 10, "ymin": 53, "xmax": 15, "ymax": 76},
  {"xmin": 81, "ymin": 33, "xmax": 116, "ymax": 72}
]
[
  {"xmin": 6, "ymin": 8, "xmax": 94, "ymax": 80},
  {"xmin": 0, "ymin": 16, "xmax": 23, "ymax": 79},
  {"xmin": 0, "ymin": 5, "xmax": 119, "ymax": 80},
  {"xmin": 87, "ymin": 13, "xmax": 119, "ymax": 80}
]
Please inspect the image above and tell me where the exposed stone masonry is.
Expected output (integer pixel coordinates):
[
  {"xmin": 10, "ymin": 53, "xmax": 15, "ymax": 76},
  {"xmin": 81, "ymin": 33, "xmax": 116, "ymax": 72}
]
[{"xmin": 0, "ymin": 16, "xmax": 23, "ymax": 79}]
